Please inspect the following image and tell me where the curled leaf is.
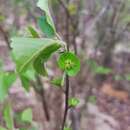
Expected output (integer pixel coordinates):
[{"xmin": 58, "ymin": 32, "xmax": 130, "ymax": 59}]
[
  {"xmin": 37, "ymin": 0, "xmax": 56, "ymax": 31},
  {"xmin": 38, "ymin": 16, "xmax": 55, "ymax": 37},
  {"xmin": 28, "ymin": 26, "xmax": 39, "ymax": 38},
  {"xmin": 11, "ymin": 38, "xmax": 63, "ymax": 74}
]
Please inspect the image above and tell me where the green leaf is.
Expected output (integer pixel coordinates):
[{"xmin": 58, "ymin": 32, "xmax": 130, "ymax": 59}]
[
  {"xmin": 37, "ymin": 0, "xmax": 56, "ymax": 31},
  {"xmin": 28, "ymin": 26, "xmax": 39, "ymax": 38},
  {"xmin": 21, "ymin": 108, "xmax": 32, "ymax": 123},
  {"xmin": 125, "ymin": 74, "xmax": 130, "ymax": 81},
  {"xmin": 20, "ymin": 74, "xmax": 30, "ymax": 91},
  {"xmin": 51, "ymin": 77, "xmax": 62, "ymax": 87},
  {"xmin": 33, "ymin": 42, "xmax": 61, "ymax": 76},
  {"xmin": 11, "ymin": 38, "xmax": 63, "ymax": 74},
  {"xmin": 68, "ymin": 3, "xmax": 77, "ymax": 15},
  {"xmin": 0, "ymin": 72, "xmax": 16, "ymax": 101},
  {"xmin": 95, "ymin": 66, "xmax": 111, "ymax": 74},
  {"xmin": 4, "ymin": 73, "xmax": 16, "ymax": 87},
  {"xmin": 33, "ymin": 57, "xmax": 48, "ymax": 76},
  {"xmin": 64, "ymin": 127, "xmax": 72, "ymax": 130},
  {"xmin": 19, "ymin": 128, "xmax": 27, "ymax": 130},
  {"xmin": 0, "ymin": 59, "xmax": 3, "ymax": 71},
  {"xmin": 19, "ymin": 67, "xmax": 36, "ymax": 91},
  {"xmin": 38, "ymin": 16, "xmax": 55, "ymax": 37},
  {"xmin": 68, "ymin": 97, "xmax": 79, "ymax": 107},
  {"xmin": 87, "ymin": 59, "xmax": 111, "ymax": 74},
  {"xmin": 28, "ymin": 25, "xmax": 48, "ymax": 76},
  {"xmin": 24, "ymin": 67, "xmax": 36, "ymax": 81},
  {"xmin": 51, "ymin": 72, "xmax": 65, "ymax": 87},
  {"xmin": 114, "ymin": 75, "xmax": 123, "ymax": 81},
  {"xmin": 3, "ymin": 104, "xmax": 14, "ymax": 130},
  {"xmin": 0, "ymin": 126, "xmax": 7, "ymax": 130},
  {"xmin": 88, "ymin": 96, "xmax": 97, "ymax": 104},
  {"xmin": 0, "ymin": 74, "xmax": 6, "ymax": 101},
  {"xmin": 51, "ymin": 71, "xmax": 65, "ymax": 87},
  {"xmin": 0, "ymin": 15, "xmax": 5, "ymax": 22},
  {"xmin": 122, "ymin": 15, "xmax": 130, "ymax": 24},
  {"xmin": 58, "ymin": 52, "xmax": 80, "ymax": 76}
]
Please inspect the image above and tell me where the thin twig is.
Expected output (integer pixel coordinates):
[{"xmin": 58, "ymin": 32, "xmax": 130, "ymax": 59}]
[
  {"xmin": 0, "ymin": 25, "xmax": 11, "ymax": 49},
  {"xmin": 31, "ymin": 76, "xmax": 50, "ymax": 121},
  {"xmin": 61, "ymin": 75, "xmax": 70, "ymax": 130},
  {"xmin": 72, "ymin": 20, "xmax": 79, "ymax": 55},
  {"xmin": 71, "ymin": 0, "xmax": 81, "ymax": 55},
  {"xmin": 66, "ymin": 11, "xmax": 70, "ymax": 50},
  {"xmin": 57, "ymin": 0, "xmax": 80, "ymax": 55},
  {"xmin": 57, "ymin": 0, "xmax": 77, "ymax": 29},
  {"xmin": 35, "ymin": 76, "xmax": 50, "ymax": 121}
]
